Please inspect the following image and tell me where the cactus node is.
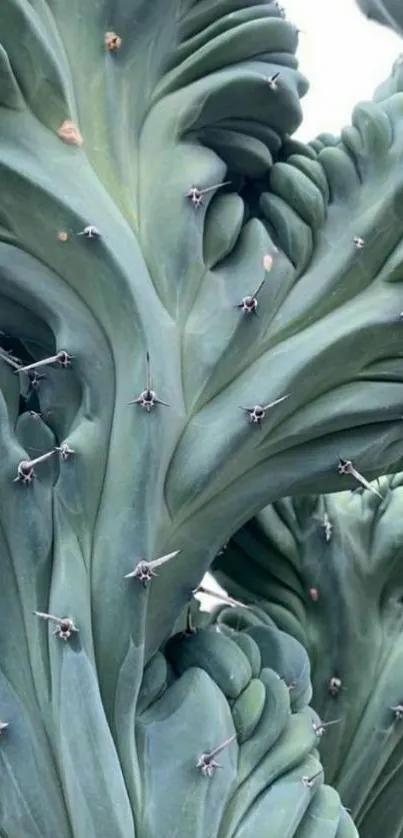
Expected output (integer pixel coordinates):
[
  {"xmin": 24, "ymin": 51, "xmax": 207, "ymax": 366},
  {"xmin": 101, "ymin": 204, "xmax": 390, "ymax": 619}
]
[
  {"xmin": 236, "ymin": 280, "xmax": 265, "ymax": 314},
  {"xmin": 337, "ymin": 458, "xmax": 382, "ymax": 498},
  {"xmin": 185, "ymin": 181, "xmax": 231, "ymax": 209},
  {"xmin": 28, "ymin": 370, "xmax": 46, "ymax": 390},
  {"xmin": 15, "ymin": 350, "xmax": 72, "ymax": 374},
  {"xmin": 77, "ymin": 225, "xmax": 101, "ymax": 239},
  {"xmin": 33, "ymin": 611, "xmax": 78, "ymax": 640},
  {"xmin": 328, "ymin": 676, "xmax": 342, "ymax": 697},
  {"xmin": 267, "ymin": 72, "xmax": 280, "ymax": 90},
  {"xmin": 55, "ymin": 443, "xmax": 75, "ymax": 460},
  {"xmin": 241, "ymin": 394, "xmax": 290, "ymax": 425},
  {"xmin": 302, "ymin": 768, "xmax": 323, "ymax": 788},
  {"xmin": 181, "ymin": 605, "xmax": 198, "ymax": 636},
  {"xmin": 125, "ymin": 550, "xmax": 181, "ymax": 586},
  {"xmin": 196, "ymin": 735, "xmax": 236, "ymax": 777},
  {"xmin": 14, "ymin": 450, "xmax": 56, "ymax": 484},
  {"xmin": 313, "ymin": 718, "xmax": 342, "ymax": 737},
  {"xmin": 128, "ymin": 352, "xmax": 169, "ymax": 411},
  {"xmin": 392, "ymin": 704, "xmax": 403, "ymax": 721}
]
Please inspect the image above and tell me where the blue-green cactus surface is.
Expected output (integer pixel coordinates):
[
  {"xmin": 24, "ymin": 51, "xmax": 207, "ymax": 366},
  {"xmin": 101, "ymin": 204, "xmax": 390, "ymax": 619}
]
[
  {"xmin": 213, "ymin": 474, "xmax": 403, "ymax": 837},
  {"xmin": 1, "ymin": 0, "xmax": 403, "ymax": 835}
]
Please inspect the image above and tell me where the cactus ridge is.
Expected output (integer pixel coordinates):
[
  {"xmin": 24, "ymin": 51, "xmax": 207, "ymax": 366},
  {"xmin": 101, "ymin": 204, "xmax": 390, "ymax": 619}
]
[{"xmin": 213, "ymin": 474, "xmax": 403, "ymax": 835}]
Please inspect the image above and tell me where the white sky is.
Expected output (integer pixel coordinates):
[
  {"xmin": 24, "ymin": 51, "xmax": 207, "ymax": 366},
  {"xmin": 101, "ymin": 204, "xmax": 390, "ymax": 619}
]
[
  {"xmin": 285, "ymin": 0, "xmax": 402, "ymax": 139},
  {"xmin": 198, "ymin": 1, "xmax": 402, "ymax": 612}
]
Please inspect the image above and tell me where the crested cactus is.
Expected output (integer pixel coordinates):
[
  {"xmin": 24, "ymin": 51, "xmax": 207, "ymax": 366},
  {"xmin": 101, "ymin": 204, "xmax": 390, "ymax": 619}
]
[
  {"xmin": 137, "ymin": 619, "xmax": 358, "ymax": 838},
  {"xmin": 1, "ymin": 0, "xmax": 403, "ymax": 835},
  {"xmin": 213, "ymin": 475, "xmax": 403, "ymax": 837}
]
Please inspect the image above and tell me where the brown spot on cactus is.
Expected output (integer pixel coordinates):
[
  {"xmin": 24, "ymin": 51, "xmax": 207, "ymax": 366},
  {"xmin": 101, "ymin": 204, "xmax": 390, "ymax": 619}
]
[
  {"xmin": 104, "ymin": 31, "xmax": 122, "ymax": 51},
  {"xmin": 57, "ymin": 119, "xmax": 83, "ymax": 145}
]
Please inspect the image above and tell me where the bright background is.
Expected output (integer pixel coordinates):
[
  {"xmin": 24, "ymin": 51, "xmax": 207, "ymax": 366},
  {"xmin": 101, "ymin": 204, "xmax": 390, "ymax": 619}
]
[
  {"xmin": 198, "ymin": 0, "xmax": 402, "ymax": 611},
  {"xmin": 287, "ymin": 0, "xmax": 402, "ymax": 139}
]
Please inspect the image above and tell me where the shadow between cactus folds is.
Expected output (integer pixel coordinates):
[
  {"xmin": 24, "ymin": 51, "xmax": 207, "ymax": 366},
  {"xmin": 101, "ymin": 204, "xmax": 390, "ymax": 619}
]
[
  {"xmin": 1, "ymin": 5, "xmax": 403, "ymax": 819},
  {"xmin": 213, "ymin": 474, "xmax": 403, "ymax": 838}
]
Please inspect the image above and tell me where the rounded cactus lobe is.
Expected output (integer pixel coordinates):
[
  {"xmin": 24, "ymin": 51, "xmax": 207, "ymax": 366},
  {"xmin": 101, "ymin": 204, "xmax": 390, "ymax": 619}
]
[
  {"xmin": 136, "ymin": 623, "xmax": 357, "ymax": 838},
  {"xmin": 231, "ymin": 631, "xmax": 262, "ymax": 677},
  {"xmin": 232, "ymin": 678, "xmax": 267, "ymax": 742},
  {"xmin": 166, "ymin": 627, "xmax": 253, "ymax": 699},
  {"xmin": 1, "ymin": 0, "xmax": 403, "ymax": 699},
  {"xmin": 0, "ymin": 2, "xmax": 401, "ymax": 833},
  {"xmin": 0, "ymin": 0, "xmax": 311, "ymax": 704},
  {"xmin": 213, "ymin": 475, "xmax": 403, "ymax": 835}
]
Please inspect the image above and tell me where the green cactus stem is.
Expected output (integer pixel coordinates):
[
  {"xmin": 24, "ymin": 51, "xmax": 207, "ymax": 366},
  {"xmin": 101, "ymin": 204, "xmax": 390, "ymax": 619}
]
[
  {"xmin": 0, "ymin": 0, "xmax": 403, "ymax": 834},
  {"xmin": 213, "ymin": 473, "xmax": 403, "ymax": 837}
]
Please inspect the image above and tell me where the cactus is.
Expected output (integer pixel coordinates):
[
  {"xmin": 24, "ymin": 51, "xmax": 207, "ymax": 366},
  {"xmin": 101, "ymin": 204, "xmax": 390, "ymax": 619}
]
[
  {"xmin": 213, "ymin": 475, "xmax": 403, "ymax": 837},
  {"xmin": 355, "ymin": 0, "xmax": 403, "ymax": 36},
  {"xmin": 1, "ymin": 0, "xmax": 403, "ymax": 834},
  {"xmin": 136, "ymin": 619, "xmax": 358, "ymax": 838}
]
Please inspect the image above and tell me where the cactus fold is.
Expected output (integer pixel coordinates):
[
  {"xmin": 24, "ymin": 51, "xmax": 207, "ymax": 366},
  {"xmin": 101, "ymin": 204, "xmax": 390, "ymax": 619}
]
[
  {"xmin": 1, "ymin": 0, "xmax": 403, "ymax": 835},
  {"xmin": 138, "ymin": 621, "xmax": 358, "ymax": 838},
  {"xmin": 355, "ymin": 0, "xmax": 403, "ymax": 36},
  {"xmin": 213, "ymin": 475, "xmax": 403, "ymax": 837}
]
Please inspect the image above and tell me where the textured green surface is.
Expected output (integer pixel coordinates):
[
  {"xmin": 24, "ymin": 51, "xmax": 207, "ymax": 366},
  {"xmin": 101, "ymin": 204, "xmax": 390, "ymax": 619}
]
[
  {"xmin": 1, "ymin": 0, "xmax": 403, "ymax": 677},
  {"xmin": 137, "ymin": 622, "xmax": 358, "ymax": 838},
  {"xmin": 213, "ymin": 475, "xmax": 403, "ymax": 837},
  {"xmin": 1, "ymin": 0, "xmax": 403, "ymax": 834}
]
